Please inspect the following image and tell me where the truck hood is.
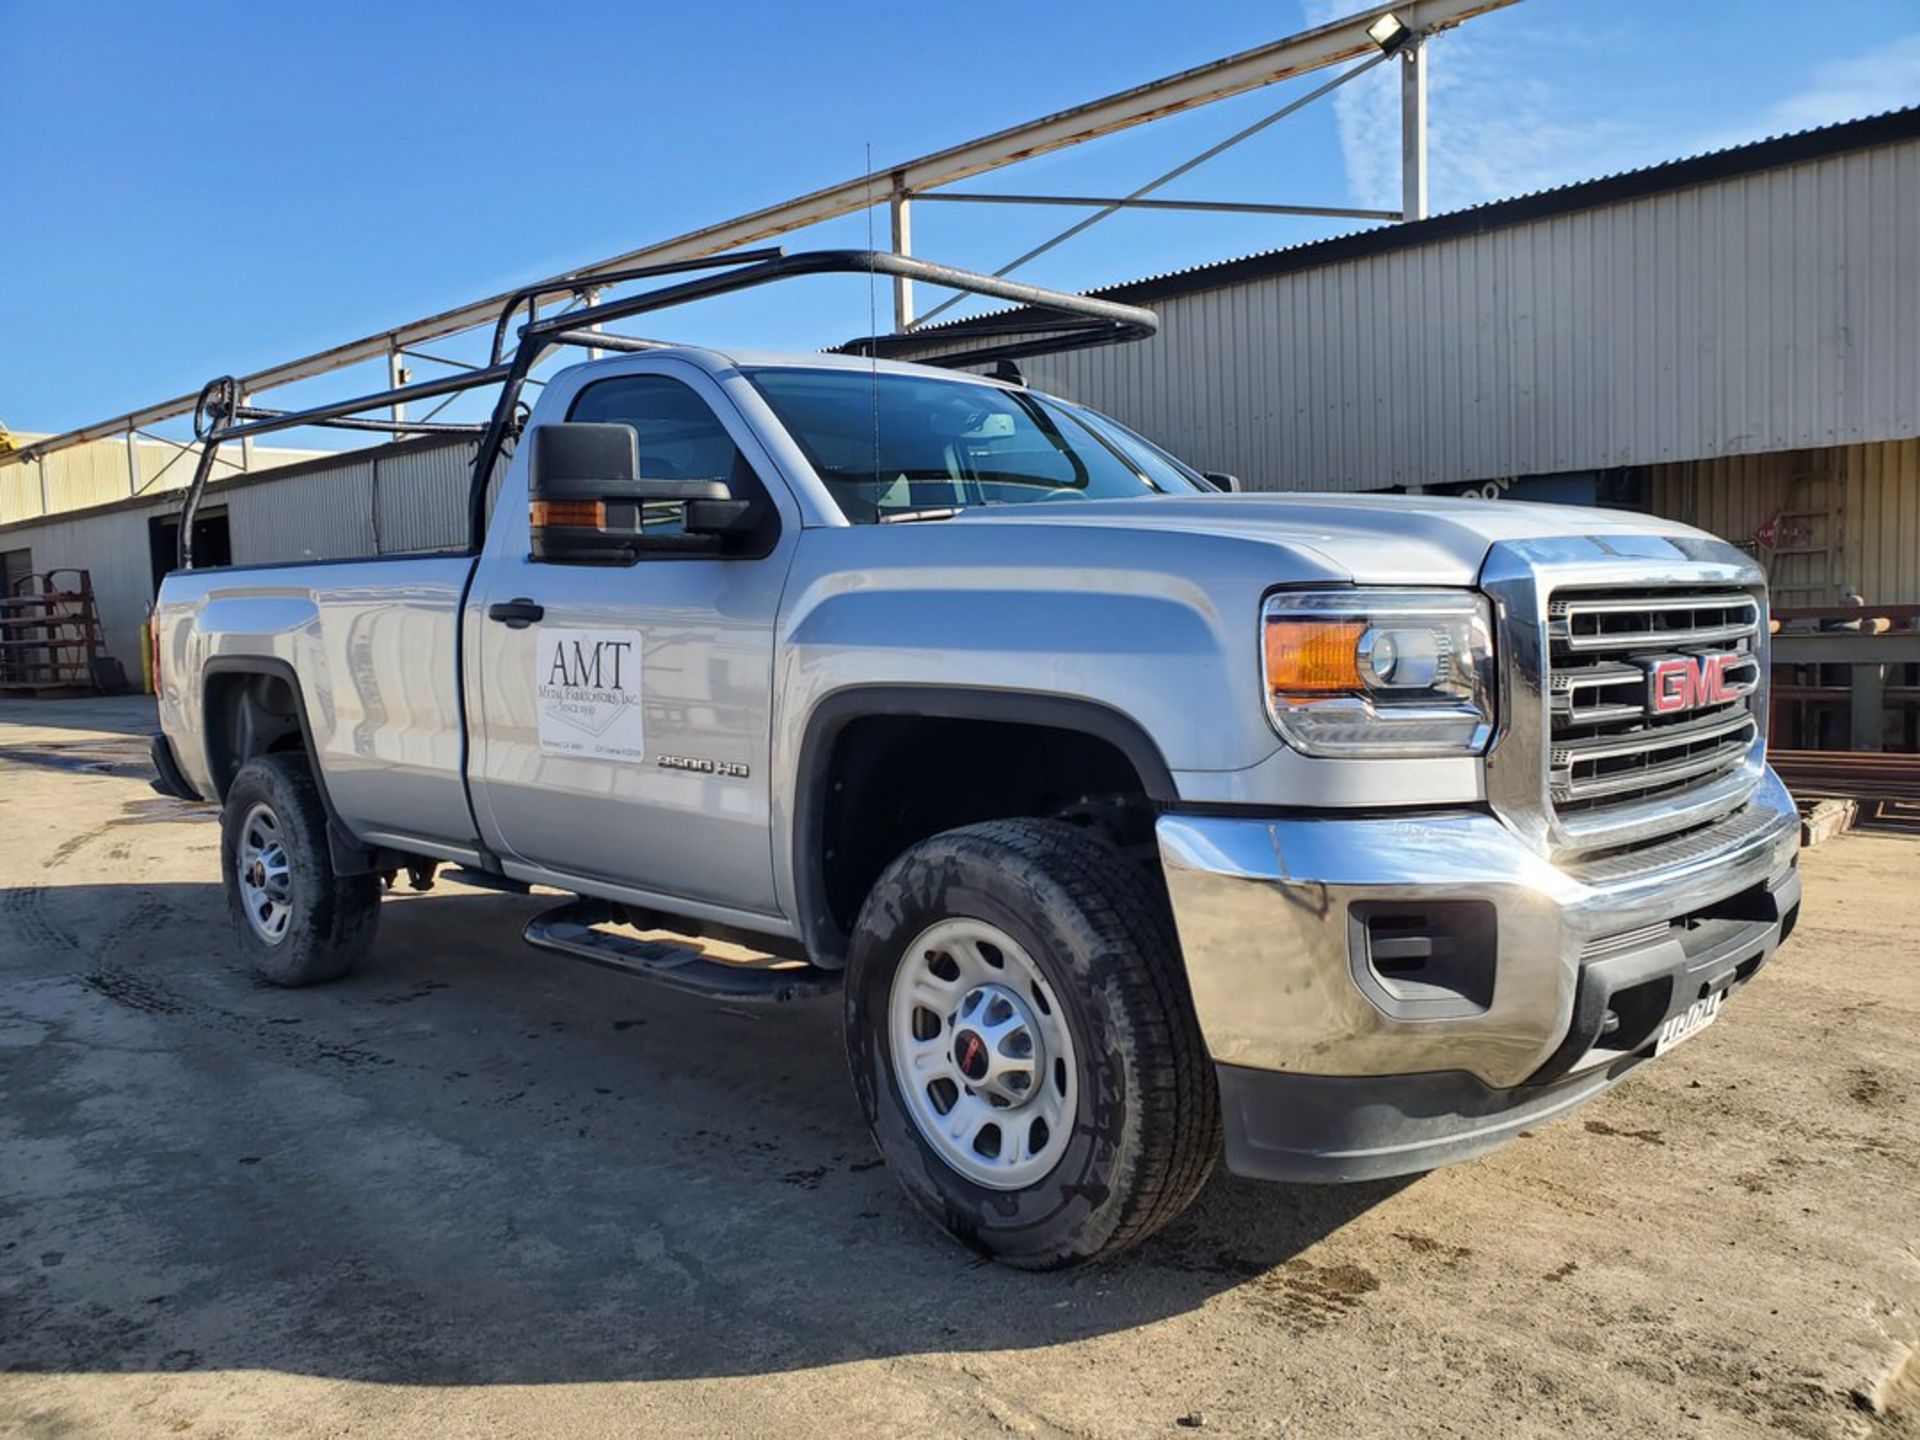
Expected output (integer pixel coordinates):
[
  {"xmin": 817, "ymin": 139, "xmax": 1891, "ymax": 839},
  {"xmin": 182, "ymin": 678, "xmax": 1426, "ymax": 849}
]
[{"xmin": 953, "ymin": 492, "xmax": 1703, "ymax": 587}]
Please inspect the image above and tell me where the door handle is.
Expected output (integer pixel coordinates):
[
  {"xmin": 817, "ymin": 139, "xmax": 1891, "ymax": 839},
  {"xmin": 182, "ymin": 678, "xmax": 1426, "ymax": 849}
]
[{"xmin": 487, "ymin": 598, "xmax": 545, "ymax": 629}]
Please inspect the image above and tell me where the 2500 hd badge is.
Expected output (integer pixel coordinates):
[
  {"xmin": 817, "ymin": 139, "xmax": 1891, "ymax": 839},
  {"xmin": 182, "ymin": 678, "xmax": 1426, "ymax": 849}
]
[{"xmin": 657, "ymin": 755, "xmax": 751, "ymax": 777}]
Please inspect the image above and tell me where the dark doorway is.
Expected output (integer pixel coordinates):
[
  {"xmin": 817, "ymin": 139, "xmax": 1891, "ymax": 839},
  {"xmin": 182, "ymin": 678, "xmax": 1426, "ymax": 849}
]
[
  {"xmin": 2, "ymin": 546, "xmax": 32, "ymax": 596},
  {"xmin": 149, "ymin": 510, "xmax": 230, "ymax": 594}
]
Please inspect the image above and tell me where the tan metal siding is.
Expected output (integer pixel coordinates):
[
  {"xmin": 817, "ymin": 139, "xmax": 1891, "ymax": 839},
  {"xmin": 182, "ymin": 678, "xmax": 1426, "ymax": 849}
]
[
  {"xmin": 1, "ymin": 435, "xmax": 327, "ymax": 525},
  {"xmin": 1649, "ymin": 438, "xmax": 1920, "ymax": 607},
  {"xmin": 0, "ymin": 462, "xmax": 42, "ymax": 522},
  {"xmin": 1840, "ymin": 437, "xmax": 1920, "ymax": 607}
]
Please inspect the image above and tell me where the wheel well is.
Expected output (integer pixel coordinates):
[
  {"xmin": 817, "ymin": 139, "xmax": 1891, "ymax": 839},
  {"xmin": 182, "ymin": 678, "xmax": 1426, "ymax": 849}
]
[
  {"xmin": 812, "ymin": 713, "xmax": 1163, "ymax": 957},
  {"xmin": 204, "ymin": 669, "xmax": 309, "ymax": 800}
]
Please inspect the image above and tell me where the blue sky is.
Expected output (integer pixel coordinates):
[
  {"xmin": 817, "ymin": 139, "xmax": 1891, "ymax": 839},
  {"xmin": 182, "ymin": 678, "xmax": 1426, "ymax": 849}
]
[{"xmin": 3, "ymin": 0, "xmax": 1917, "ymax": 439}]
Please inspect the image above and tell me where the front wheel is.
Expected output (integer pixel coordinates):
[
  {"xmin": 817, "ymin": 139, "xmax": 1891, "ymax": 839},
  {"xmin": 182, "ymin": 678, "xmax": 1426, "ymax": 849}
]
[
  {"xmin": 845, "ymin": 819, "xmax": 1219, "ymax": 1268},
  {"xmin": 220, "ymin": 753, "xmax": 381, "ymax": 986}
]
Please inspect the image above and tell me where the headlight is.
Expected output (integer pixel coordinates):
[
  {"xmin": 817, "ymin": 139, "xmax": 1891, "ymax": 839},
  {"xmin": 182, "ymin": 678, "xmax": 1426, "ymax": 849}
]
[{"xmin": 1261, "ymin": 590, "xmax": 1495, "ymax": 756}]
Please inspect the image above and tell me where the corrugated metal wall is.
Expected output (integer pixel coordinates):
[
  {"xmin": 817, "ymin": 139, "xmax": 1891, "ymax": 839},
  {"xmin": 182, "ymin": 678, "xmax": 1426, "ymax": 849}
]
[
  {"xmin": 1838, "ymin": 438, "xmax": 1920, "ymax": 609},
  {"xmin": 957, "ymin": 137, "xmax": 1920, "ymax": 493},
  {"xmin": 0, "ymin": 439, "xmax": 476, "ymax": 676},
  {"xmin": 1649, "ymin": 438, "xmax": 1920, "ymax": 606},
  {"xmin": 375, "ymin": 442, "xmax": 478, "ymax": 554},
  {"xmin": 0, "ymin": 436, "xmax": 327, "ymax": 524}
]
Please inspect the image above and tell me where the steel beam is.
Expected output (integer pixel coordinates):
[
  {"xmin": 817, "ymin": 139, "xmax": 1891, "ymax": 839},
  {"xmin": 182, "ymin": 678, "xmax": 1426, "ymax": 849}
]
[
  {"xmin": 1851, "ymin": 662, "xmax": 1887, "ymax": 750},
  {"xmin": 889, "ymin": 186, "xmax": 914, "ymax": 331},
  {"xmin": 1401, "ymin": 39, "xmax": 1430, "ymax": 221},
  {"xmin": 1772, "ymin": 633, "xmax": 1920, "ymax": 664},
  {"xmin": 2, "ymin": 0, "xmax": 1514, "ymax": 471},
  {"xmin": 387, "ymin": 346, "xmax": 408, "ymax": 436},
  {"xmin": 913, "ymin": 192, "xmax": 1402, "ymax": 221},
  {"xmin": 583, "ymin": 286, "xmax": 606, "ymax": 361}
]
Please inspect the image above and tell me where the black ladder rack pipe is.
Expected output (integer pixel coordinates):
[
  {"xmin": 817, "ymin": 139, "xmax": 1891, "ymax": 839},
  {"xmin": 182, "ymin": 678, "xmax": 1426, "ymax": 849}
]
[{"xmin": 178, "ymin": 249, "xmax": 1159, "ymax": 569}]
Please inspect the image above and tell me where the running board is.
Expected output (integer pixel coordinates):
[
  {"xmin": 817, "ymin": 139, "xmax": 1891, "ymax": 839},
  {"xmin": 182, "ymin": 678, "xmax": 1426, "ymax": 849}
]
[
  {"xmin": 521, "ymin": 899, "xmax": 839, "ymax": 1003},
  {"xmin": 443, "ymin": 866, "xmax": 534, "ymax": 895}
]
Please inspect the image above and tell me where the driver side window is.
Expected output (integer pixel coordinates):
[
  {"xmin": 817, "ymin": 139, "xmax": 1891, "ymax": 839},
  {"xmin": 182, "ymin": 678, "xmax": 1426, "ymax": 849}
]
[{"xmin": 566, "ymin": 374, "xmax": 767, "ymax": 539}]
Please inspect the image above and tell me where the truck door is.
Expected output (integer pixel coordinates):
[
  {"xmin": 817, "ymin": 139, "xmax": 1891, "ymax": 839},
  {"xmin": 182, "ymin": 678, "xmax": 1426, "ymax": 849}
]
[{"xmin": 466, "ymin": 360, "xmax": 798, "ymax": 918}]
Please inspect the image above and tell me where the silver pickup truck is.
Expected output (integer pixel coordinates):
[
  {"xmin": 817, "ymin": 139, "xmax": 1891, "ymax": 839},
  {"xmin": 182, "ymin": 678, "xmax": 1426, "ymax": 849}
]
[{"xmin": 150, "ymin": 251, "xmax": 1801, "ymax": 1268}]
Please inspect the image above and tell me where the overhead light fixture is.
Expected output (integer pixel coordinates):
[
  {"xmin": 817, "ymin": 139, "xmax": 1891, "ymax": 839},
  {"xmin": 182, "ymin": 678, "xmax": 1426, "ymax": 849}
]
[{"xmin": 1367, "ymin": 12, "xmax": 1411, "ymax": 55}]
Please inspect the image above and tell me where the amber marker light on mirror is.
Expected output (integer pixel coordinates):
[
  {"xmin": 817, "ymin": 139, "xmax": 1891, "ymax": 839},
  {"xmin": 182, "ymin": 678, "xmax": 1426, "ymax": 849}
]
[{"xmin": 531, "ymin": 498, "xmax": 606, "ymax": 529}]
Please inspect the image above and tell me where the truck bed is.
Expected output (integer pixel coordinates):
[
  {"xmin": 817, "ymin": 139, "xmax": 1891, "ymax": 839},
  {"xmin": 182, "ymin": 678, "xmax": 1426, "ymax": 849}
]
[{"xmin": 155, "ymin": 553, "xmax": 479, "ymax": 857}]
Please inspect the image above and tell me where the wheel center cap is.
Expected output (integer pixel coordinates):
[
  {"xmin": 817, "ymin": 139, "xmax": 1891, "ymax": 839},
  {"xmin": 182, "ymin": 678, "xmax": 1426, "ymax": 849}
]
[
  {"xmin": 954, "ymin": 1029, "xmax": 990, "ymax": 1082},
  {"xmin": 248, "ymin": 860, "xmax": 265, "ymax": 887},
  {"xmin": 951, "ymin": 982, "xmax": 1045, "ymax": 1107}
]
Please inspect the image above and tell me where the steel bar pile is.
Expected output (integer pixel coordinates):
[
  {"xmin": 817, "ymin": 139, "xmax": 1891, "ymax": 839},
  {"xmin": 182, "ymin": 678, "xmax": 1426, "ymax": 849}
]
[{"xmin": 1772, "ymin": 749, "xmax": 1920, "ymax": 800}]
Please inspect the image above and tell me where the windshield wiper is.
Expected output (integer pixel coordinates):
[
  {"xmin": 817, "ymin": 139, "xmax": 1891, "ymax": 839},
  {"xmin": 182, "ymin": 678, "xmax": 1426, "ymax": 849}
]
[{"xmin": 878, "ymin": 506, "xmax": 966, "ymax": 524}]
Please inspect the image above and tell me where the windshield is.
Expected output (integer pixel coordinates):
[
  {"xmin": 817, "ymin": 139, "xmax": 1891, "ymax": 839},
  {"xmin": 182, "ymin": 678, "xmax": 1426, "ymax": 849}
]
[{"xmin": 745, "ymin": 367, "xmax": 1203, "ymax": 523}]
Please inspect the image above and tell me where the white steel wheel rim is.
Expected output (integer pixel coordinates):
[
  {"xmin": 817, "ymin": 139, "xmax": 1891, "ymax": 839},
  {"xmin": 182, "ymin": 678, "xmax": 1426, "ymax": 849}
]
[
  {"xmin": 887, "ymin": 917, "xmax": 1078, "ymax": 1191},
  {"xmin": 236, "ymin": 801, "xmax": 295, "ymax": 946}
]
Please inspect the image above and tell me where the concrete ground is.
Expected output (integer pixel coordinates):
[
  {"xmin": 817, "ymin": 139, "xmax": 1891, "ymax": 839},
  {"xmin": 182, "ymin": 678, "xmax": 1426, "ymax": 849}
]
[{"xmin": 1, "ymin": 696, "xmax": 1914, "ymax": 1440}]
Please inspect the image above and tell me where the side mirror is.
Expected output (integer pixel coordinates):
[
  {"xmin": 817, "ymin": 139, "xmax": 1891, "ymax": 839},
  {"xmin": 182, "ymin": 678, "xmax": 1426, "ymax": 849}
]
[
  {"xmin": 528, "ymin": 422, "xmax": 752, "ymax": 563},
  {"xmin": 1202, "ymin": 471, "xmax": 1242, "ymax": 494}
]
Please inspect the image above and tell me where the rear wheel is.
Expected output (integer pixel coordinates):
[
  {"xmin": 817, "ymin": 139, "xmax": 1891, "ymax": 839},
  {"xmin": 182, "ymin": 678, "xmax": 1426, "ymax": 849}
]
[
  {"xmin": 220, "ymin": 754, "xmax": 380, "ymax": 986},
  {"xmin": 845, "ymin": 819, "xmax": 1218, "ymax": 1268}
]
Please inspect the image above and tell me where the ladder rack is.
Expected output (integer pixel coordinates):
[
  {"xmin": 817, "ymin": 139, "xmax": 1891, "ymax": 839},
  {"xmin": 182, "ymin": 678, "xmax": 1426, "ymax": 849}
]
[{"xmin": 174, "ymin": 248, "xmax": 1160, "ymax": 569}]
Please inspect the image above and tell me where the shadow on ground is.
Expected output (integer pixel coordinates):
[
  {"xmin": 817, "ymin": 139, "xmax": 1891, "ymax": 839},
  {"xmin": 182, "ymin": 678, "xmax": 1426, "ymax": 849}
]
[
  {"xmin": 1, "ymin": 878, "xmax": 1409, "ymax": 1387},
  {"xmin": 0, "ymin": 697, "xmax": 159, "ymax": 739}
]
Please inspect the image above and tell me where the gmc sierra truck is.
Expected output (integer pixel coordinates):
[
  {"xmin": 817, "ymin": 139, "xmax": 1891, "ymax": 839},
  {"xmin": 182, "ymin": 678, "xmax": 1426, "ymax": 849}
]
[{"xmin": 149, "ymin": 250, "xmax": 1801, "ymax": 1268}]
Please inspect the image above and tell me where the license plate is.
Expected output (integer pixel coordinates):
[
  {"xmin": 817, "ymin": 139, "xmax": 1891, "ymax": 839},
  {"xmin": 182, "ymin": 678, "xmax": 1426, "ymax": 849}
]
[{"xmin": 1654, "ymin": 990, "xmax": 1724, "ymax": 1055}]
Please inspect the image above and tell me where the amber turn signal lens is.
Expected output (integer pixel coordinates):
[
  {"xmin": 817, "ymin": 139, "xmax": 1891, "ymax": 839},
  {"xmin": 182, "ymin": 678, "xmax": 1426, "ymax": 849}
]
[
  {"xmin": 531, "ymin": 499, "xmax": 606, "ymax": 529},
  {"xmin": 1263, "ymin": 619, "xmax": 1365, "ymax": 693}
]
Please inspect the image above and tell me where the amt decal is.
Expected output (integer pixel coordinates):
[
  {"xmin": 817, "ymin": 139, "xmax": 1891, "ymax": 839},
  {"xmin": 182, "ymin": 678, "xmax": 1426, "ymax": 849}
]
[
  {"xmin": 1645, "ymin": 652, "xmax": 1747, "ymax": 715},
  {"xmin": 534, "ymin": 627, "xmax": 646, "ymax": 761}
]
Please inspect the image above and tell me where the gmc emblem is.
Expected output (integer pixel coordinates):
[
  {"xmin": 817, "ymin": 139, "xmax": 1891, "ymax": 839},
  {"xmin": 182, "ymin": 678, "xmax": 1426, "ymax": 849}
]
[{"xmin": 1645, "ymin": 652, "xmax": 1746, "ymax": 715}]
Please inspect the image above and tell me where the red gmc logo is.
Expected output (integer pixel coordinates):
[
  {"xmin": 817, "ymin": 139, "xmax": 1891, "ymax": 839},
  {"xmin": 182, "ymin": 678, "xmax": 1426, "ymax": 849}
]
[{"xmin": 1646, "ymin": 653, "xmax": 1746, "ymax": 714}]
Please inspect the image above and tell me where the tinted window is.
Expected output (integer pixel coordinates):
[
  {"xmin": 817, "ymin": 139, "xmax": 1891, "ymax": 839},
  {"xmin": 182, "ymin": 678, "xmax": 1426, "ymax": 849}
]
[
  {"xmin": 569, "ymin": 374, "xmax": 746, "ymax": 484},
  {"xmin": 566, "ymin": 374, "xmax": 770, "ymax": 543}
]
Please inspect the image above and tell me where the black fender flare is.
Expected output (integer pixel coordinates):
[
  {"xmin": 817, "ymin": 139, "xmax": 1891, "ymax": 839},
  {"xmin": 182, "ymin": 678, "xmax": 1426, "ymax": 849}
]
[
  {"xmin": 791, "ymin": 685, "xmax": 1179, "ymax": 966},
  {"xmin": 200, "ymin": 656, "xmax": 395, "ymax": 876}
]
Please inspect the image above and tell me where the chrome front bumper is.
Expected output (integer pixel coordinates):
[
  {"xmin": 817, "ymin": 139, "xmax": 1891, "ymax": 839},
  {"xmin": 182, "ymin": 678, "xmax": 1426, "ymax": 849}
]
[{"xmin": 1157, "ymin": 767, "xmax": 1801, "ymax": 1093}]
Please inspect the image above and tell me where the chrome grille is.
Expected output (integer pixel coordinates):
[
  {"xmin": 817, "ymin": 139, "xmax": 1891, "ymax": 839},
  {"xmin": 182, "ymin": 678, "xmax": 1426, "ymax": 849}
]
[{"xmin": 1545, "ymin": 588, "xmax": 1763, "ymax": 851}]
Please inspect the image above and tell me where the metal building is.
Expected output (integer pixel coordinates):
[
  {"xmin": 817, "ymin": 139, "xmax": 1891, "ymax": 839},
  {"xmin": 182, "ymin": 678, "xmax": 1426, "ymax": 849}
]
[
  {"xmin": 898, "ymin": 108, "xmax": 1920, "ymax": 606},
  {"xmin": 0, "ymin": 432, "xmax": 326, "ymax": 524}
]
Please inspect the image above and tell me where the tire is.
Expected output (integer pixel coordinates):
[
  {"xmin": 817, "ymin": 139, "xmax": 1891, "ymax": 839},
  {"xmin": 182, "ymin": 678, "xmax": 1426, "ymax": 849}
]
[
  {"xmin": 845, "ymin": 819, "xmax": 1219, "ymax": 1268},
  {"xmin": 220, "ymin": 753, "xmax": 381, "ymax": 987}
]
